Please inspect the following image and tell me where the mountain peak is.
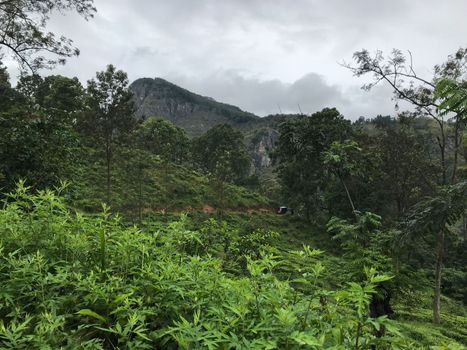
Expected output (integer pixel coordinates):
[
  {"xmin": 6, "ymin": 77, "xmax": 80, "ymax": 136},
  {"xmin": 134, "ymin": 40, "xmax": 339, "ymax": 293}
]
[{"xmin": 130, "ymin": 77, "xmax": 259, "ymax": 136}]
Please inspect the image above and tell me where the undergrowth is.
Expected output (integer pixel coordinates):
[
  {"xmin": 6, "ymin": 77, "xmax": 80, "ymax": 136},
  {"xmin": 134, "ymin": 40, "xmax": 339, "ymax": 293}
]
[{"xmin": 0, "ymin": 183, "xmax": 465, "ymax": 349}]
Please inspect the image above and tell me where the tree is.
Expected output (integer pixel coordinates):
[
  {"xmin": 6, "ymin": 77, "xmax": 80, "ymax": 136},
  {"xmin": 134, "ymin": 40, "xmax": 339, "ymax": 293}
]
[
  {"xmin": 323, "ymin": 140, "xmax": 362, "ymax": 215},
  {"xmin": 16, "ymin": 74, "xmax": 85, "ymax": 116},
  {"xmin": 136, "ymin": 117, "xmax": 190, "ymax": 164},
  {"xmin": 0, "ymin": 0, "xmax": 96, "ymax": 71},
  {"xmin": 80, "ymin": 65, "xmax": 136, "ymax": 206},
  {"xmin": 345, "ymin": 47, "xmax": 467, "ymax": 324},
  {"xmin": 344, "ymin": 48, "xmax": 467, "ymax": 185},
  {"xmin": 193, "ymin": 124, "xmax": 250, "ymax": 184},
  {"xmin": 435, "ymin": 78, "xmax": 467, "ymax": 116},
  {"xmin": 193, "ymin": 124, "xmax": 250, "ymax": 214},
  {"xmin": 0, "ymin": 73, "xmax": 83, "ymax": 191},
  {"xmin": 360, "ymin": 116, "xmax": 438, "ymax": 219},
  {"xmin": 0, "ymin": 62, "xmax": 21, "ymax": 110},
  {"xmin": 135, "ymin": 117, "xmax": 190, "ymax": 213},
  {"xmin": 402, "ymin": 182, "xmax": 467, "ymax": 323},
  {"xmin": 273, "ymin": 108, "xmax": 351, "ymax": 219}
]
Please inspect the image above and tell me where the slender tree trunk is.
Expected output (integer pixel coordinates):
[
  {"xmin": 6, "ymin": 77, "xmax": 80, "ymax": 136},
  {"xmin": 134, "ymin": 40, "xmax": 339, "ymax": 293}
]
[
  {"xmin": 463, "ymin": 213, "xmax": 467, "ymax": 240},
  {"xmin": 217, "ymin": 179, "xmax": 225, "ymax": 220},
  {"xmin": 164, "ymin": 161, "xmax": 168, "ymax": 216},
  {"xmin": 396, "ymin": 198, "xmax": 402, "ymax": 217},
  {"xmin": 304, "ymin": 198, "xmax": 311, "ymax": 222},
  {"xmin": 433, "ymin": 229, "xmax": 445, "ymax": 324},
  {"xmin": 437, "ymin": 121, "xmax": 447, "ymax": 186},
  {"xmin": 339, "ymin": 174, "xmax": 356, "ymax": 215},
  {"xmin": 451, "ymin": 118, "xmax": 460, "ymax": 183},
  {"xmin": 433, "ymin": 119, "xmax": 448, "ymax": 324},
  {"xmin": 105, "ymin": 139, "xmax": 112, "ymax": 206},
  {"xmin": 138, "ymin": 161, "xmax": 143, "ymax": 222}
]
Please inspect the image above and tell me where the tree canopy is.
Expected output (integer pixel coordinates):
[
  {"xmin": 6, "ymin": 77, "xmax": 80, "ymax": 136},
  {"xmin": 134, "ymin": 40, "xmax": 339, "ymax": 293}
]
[{"xmin": 0, "ymin": 0, "xmax": 96, "ymax": 71}]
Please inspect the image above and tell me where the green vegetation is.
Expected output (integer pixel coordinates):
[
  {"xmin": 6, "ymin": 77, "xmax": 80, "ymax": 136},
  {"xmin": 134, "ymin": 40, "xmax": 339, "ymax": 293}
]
[
  {"xmin": 0, "ymin": 1, "xmax": 466, "ymax": 349},
  {"xmin": 0, "ymin": 0, "xmax": 95, "ymax": 71},
  {"xmin": 0, "ymin": 185, "xmax": 464, "ymax": 349}
]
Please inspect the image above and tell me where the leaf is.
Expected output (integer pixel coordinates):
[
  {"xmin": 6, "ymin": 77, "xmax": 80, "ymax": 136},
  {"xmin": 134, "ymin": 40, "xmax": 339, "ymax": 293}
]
[
  {"xmin": 370, "ymin": 274, "xmax": 393, "ymax": 284},
  {"xmin": 289, "ymin": 331, "xmax": 321, "ymax": 346},
  {"xmin": 77, "ymin": 309, "xmax": 107, "ymax": 322}
]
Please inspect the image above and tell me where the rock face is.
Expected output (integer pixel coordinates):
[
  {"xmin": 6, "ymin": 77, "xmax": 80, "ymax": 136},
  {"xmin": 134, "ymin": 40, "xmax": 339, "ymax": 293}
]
[
  {"xmin": 130, "ymin": 78, "xmax": 259, "ymax": 137},
  {"xmin": 129, "ymin": 77, "xmax": 297, "ymax": 173},
  {"xmin": 247, "ymin": 128, "xmax": 279, "ymax": 170}
]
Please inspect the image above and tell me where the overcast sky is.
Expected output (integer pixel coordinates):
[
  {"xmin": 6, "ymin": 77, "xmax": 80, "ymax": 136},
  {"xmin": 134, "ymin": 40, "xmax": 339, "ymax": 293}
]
[{"xmin": 4, "ymin": 0, "xmax": 467, "ymax": 118}]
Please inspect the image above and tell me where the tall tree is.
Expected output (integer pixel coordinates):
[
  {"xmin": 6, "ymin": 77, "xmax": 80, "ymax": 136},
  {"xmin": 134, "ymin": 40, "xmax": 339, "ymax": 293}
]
[
  {"xmin": 403, "ymin": 182, "xmax": 467, "ymax": 323},
  {"xmin": 193, "ymin": 124, "xmax": 250, "ymax": 214},
  {"xmin": 344, "ymin": 48, "xmax": 467, "ymax": 185},
  {"xmin": 0, "ymin": 0, "xmax": 96, "ymax": 71},
  {"xmin": 133, "ymin": 118, "xmax": 190, "ymax": 214},
  {"xmin": 0, "ymin": 73, "xmax": 83, "ymax": 191},
  {"xmin": 81, "ymin": 65, "xmax": 136, "ymax": 206},
  {"xmin": 356, "ymin": 116, "xmax": 438, "ymax": 219},
  {"xmin": 323, "ymin": 140, "xmax": 362, "ymax": 215},
  {"xmin": 273, "ymin": 108, "xmax": 351, "ymax": 219},
  {"xmin": 136, "ymin": 117, "xmax": 190, "ymax": 164},
  {"xmin": 0, "ymin": 62, "xmax": 18, "ymax": 110},
  {"xmin": 345, "ymin": 47, "xmax": 467, "ymax": 324},
  {"xmin": 16, "ymin": 74, "xmax": 85, "ymax": 116}
]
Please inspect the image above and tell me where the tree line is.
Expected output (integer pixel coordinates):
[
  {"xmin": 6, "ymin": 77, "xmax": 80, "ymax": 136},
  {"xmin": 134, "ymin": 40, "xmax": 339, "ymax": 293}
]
[{"xmin": 0, "ymin": 64, "xmax": 251, "ymax": 213}]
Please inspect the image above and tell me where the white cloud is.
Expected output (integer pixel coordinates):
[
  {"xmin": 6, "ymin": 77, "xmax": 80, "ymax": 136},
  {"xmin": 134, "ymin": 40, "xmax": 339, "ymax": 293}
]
[{"xmin": 2, "ymin": 0, "xmax": 466, "ymax": 119}]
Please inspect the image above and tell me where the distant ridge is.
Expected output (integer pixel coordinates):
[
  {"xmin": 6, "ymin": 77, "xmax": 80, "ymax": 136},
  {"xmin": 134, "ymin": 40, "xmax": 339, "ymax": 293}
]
[{"xmin": 130, "ymin": 77, "xmax": 259, "ymax": 136}]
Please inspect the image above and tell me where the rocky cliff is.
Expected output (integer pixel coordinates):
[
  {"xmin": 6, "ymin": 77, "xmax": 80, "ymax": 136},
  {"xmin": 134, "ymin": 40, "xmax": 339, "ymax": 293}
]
[{"xmin": 130, "ymin": 78, "xmax": 259, "ymax": 137}]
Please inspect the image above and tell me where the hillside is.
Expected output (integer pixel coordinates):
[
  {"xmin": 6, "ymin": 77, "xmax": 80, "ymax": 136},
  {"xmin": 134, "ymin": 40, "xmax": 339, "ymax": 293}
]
[
  {"xmin": 72, "ymin": 160, "xmax": 273, "ymax": 216},
  {"xmin": 130, "ymin": 78, "xmax": 259, "ymax": 137},
  {"xmin": 130, "ymin": 78, "xmax": 302, "ymax": 172}
]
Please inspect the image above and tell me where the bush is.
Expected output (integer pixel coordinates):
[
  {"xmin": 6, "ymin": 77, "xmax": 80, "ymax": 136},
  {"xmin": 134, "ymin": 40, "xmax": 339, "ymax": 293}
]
[{"xmin": 0, "ymin": 184, "xmax": 454, "ymax": 349}]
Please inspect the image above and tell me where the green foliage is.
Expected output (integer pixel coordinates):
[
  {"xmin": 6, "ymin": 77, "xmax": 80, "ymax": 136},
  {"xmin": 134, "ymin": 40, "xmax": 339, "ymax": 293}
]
[
  {"xmin": 403, "ymin": 182, "xmax": 467, "ymax": 237},
  {"xmin": 193, "ymin": 123, "xmax": 251, "ymax": 214},
  {"xmin": 0, "ymin": 0, "xmax": 96, "ymax": 71},
  {"xmin": 273, "ymin": 108, "xmax": 352, "ymax": 219},
  {"xmin": 193, "ymin": 123, "xmax": 250, "ymax": 184},
  {"xmin": 0, "ymin": 74, "xmax": 82, "ymax": 191},
  {"xmin": 135, "ymin": 117, "xmax": 190, "ymax": 164},
  {"xmin": 18, "ymin": 74, "xmax": 86, "ymax": 114},
  {"xmin": 77, "ymin": 64, "xmax": 137, "ymax": 206},
  {"xmin": 366, "ymin": 119, "xmax": 437, "ymax": 218},
  {"xmin": 71, "ymin": 157, "xmax": 270, "ymax": 215},
  {"xmin": 0, "ymin": 185, "xmax": 438, "ymax": 349},
  {"xmin": 323, "ymin": 140, "xmax": 363, "ymax": 178},
  {"xmin": 435, "ymin": 78, "xmax": 467, "ymax": 116},
  {"xmin": 327, "ymin": 212, "xmax": 394, "ymax": 281}
]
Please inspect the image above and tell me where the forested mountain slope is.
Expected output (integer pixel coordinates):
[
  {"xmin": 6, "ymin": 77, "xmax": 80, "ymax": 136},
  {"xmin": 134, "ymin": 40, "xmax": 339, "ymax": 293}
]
[{"xmin": 130, "ymin": 78, "xmax": 259, "ymax": 136}]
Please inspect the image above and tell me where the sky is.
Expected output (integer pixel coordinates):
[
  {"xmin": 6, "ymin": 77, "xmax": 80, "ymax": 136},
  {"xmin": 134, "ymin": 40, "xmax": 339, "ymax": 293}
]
[{"xmin": 4, "ymin": 0, "xmax": 467, "ymax": 119}]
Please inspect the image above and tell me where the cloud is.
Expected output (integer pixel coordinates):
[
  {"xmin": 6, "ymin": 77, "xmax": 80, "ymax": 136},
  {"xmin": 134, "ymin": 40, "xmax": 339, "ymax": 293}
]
[
  {"xmin": 2, "ymin": 0, "xmax": 466, "ymax": 120},
  {"xmin": 164, "ymin": 70, "xmax": 400, "ymax": 119}
]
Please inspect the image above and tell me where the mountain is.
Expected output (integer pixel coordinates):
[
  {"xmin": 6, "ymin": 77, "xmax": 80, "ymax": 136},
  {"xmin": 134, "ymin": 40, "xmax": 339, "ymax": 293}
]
[
  {"xmin": 130, "ymin": 77, "xmax": 260, "ymax": 137},
  {"xmin": 129, "ymin": 77, "xmax": 300, "ymax": 172}
]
